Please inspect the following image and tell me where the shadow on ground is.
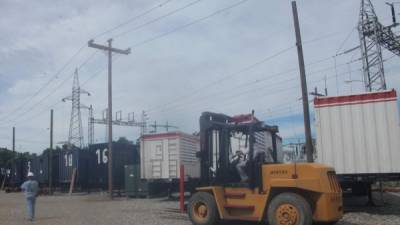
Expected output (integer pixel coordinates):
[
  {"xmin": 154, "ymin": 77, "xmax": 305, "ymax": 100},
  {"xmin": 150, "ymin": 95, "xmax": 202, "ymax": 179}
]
[{"xmin": 344, "ymin": 192, "xmax": 400, "ymax": 215}]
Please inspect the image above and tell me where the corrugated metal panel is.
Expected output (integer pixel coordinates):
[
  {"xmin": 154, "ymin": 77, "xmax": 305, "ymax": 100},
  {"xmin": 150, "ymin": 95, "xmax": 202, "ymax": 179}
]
[
  {"xmin": 140, "ymin": 132, "xmax": 200, "ymax": 179},
  {"xmin": 179, "ymin": 135, "xmax": 200, "ymax": 178},
  {"xmin": 10, "ymin": 157, "xmax": 28, "ymax": 186},
  {"xmin": 33, "ymin": 151, "xmax": 60, "ymax": 185},
  {"xmin": 88, "ymin": 142, "xmax": 139, "ymax": 189},
  {"xmin": 315, "ymin": 90, "xmax": 400, "ymax": 174},
  {"xmin": 58, "ymin": 148, "xmax": 89, "ymax": 186}
]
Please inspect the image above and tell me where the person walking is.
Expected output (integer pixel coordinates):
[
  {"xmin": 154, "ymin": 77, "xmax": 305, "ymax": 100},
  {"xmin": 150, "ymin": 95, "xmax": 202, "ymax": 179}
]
[{"xmin": 20, "ymin": 172, "xmax": 39, "ymax": 221}]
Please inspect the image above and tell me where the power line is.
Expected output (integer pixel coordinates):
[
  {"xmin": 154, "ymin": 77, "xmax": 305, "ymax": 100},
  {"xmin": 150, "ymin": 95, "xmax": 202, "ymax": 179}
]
[
  {"xmin": 0, "ymin": 0, "xmax": 269, "ymax": 127},
  {"xmin": 5, "ymin": 66, "xmax": 108, "ymax": 126},
  {"xmin": 227, "ymin": 65, "xmax": 367, "ymax": 109},
  {"xmin": 8, "ymin": 65, "xmax": 399, "ymax": 150},
  {"xmin": 81, "ymin": 55, "xmax": 121, "ymax": 86},
  {"xmin": 0, "ymin": 0, "xmax": 260, "ymax": 126},
  {"xmin": 0, "ymin": 0, "xmax": 171, "ymax": 123},
  {"xmin": 0, "ymin": 50, "xmax": 98, "ymax": 125},
  {"xmin": 3, "ymin": 58, "xmax": 117, "ymax": 127},
  {"xmin": 146, "ymin": 45, "xmax": 295, "ymax": 113},
  {"xmin": 0, "ymin": 51, "xmax": 99, "ymax": 125},
  {"xmin": 303, "ymin": 31, "xmax": 343, "ymax": 45},
  {"xmin": 335, "ymin": 27, "xmax": 357, "ymax": 55},
  {"xmin": 165, "ymin": 38, "xmax": 393, "ymax": 114},
  {"xmin": 5, "ymin": 0, "xmax": 204, "ymax": 124},
  {"xmin": 116, "ymin": 14, "xmax": 343, "ymax": 112},
  {"xmin": 2, "ymin": 52, "xmax": 121, "ymax": 127},
  {"xmin": 144, "ymin": 29, "xmax": 363, "ymax": 113},
  {"xmin": 0, "ymin": 44, "xmax": 87, "ymax": 122},
  {"xmin": 128, "ymin": 2, "xmax": 344, "ymax": 51},
  {"xmin": 113, "ymin": 0, "xmax": 205, "ymax": 39},
  {"xmin": 11, "ymin": 102, "xmax": 63, "ymax": 126},
  {"xmin": 161, "ymin": 64, "xmax": 362, "ymax": 116},
  {"xmin": 256, "ymin": 65, "xmax": 400, "ymax": 121},
  {"xmin": 148, "ymin": 53, "xmax": 357, "ymax": 114},
  {"xmin": 128, "ymin": 0, "xmax": 251, "ymax": 48},
  {"xmin": 93, "ymin": 0, "xmax": 174, "ymax": 39}
]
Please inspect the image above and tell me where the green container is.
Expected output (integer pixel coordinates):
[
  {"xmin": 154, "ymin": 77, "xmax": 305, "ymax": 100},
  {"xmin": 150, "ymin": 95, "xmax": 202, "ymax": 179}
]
[
  {"xmin": 125, "ymin": 165, "xmax": 148, "ymax": 197},
  {"xmin": 125, "ymin": 165, "xmax": 173, "ymax": 198}
]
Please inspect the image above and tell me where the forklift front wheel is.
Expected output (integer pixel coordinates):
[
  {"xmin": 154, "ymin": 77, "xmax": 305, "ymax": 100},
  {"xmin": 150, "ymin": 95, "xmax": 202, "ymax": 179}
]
[
  {"xmin": 188, "ymin": 192, "xmax": 219, "ymax": 225},
  {"xmin": 267, "ymin": 192, "xmax": 312, "ymax": 225}
]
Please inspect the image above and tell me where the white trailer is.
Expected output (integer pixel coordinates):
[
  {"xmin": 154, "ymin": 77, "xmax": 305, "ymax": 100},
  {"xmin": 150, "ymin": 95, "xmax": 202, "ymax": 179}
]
[
  {"xmin": 140, "ymin": 132, "xmax": 200, "ymax": 180},
  {"xmin": 314, "ymin": 89, "xmax": 400, "ymax": 193}
]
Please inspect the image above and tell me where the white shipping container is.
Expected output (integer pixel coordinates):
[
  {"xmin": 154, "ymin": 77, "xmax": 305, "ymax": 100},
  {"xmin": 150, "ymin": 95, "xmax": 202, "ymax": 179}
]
[
  {"xmin": 140, "ymin": 132, "xmax": 200, "ymax": 179},
  {"xmin": 314, "ymin": 89, "xmax": 400, "ymax": 174}
]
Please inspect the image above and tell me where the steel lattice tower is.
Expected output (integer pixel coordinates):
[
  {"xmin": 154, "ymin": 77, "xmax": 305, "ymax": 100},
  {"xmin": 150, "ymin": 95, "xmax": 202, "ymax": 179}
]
[
  {"xmin": 62, "ymin": 69, "xmax": 90, "ymax": 148},
  {"xmin": 358, "ymin": 0, "xmax": 386, "ymax": 91},
  {"xmin": 358, "ymin": 0, "xmax": 400, "ymax": 91}
]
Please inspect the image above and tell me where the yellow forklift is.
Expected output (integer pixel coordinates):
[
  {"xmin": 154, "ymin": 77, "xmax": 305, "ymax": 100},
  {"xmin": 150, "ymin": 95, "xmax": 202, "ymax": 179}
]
[{"xmin": 188, "ymin": 112, "xmax": 343, "ymax": 225}]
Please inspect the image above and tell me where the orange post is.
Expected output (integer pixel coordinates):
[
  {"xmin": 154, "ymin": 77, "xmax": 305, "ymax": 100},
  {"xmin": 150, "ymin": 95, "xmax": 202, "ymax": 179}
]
[{"xmin": 179, "ymin": 164, "xmax": 185, "ymax": 212}]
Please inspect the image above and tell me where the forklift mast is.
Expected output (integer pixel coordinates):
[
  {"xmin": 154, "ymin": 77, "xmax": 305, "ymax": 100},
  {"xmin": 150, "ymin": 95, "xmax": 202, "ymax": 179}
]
[{"xmin": 198, "ymin": 112, "xmax": 279, "ymax": 187}]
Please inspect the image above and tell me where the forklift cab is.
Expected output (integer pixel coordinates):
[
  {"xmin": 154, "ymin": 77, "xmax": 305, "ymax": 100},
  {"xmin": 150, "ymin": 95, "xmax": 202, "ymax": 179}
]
[{"xmin": 198, "ymin": 112, "xmax": 279, "ymax": 189}]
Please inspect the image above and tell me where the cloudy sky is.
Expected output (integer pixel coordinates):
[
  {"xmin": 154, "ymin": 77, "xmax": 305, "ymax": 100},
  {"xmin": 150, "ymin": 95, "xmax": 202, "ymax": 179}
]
[{"xmin": 0, "ymin": 0, "xmax": 399, "ymax": 153}]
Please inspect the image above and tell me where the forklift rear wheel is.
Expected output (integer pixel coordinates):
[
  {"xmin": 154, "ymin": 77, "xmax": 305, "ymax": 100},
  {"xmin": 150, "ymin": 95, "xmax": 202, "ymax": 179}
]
[
  {"xmin": 267, "ymin": 192, "xmax": 312, "ymax": 225},
  {"xmin": 188, "ymin": 192, "xmax": 219, "ymax": 225}
]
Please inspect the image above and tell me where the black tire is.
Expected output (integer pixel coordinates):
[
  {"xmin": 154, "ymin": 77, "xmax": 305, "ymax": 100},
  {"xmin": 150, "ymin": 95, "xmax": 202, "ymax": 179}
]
[
  {"xmin": 188, "ymin": 192, "xmax": 219, "ymax": 225},
  {"xmin": 267, "ymin": 192, "xmax": 312, "ymax": 225},
  {"xmin": 351, "ymin": 182, "xmax": 369, "ymax": 196}
]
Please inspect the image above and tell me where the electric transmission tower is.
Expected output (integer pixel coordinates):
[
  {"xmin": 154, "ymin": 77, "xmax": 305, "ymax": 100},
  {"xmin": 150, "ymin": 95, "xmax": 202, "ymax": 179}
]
[
  {"xmin": 358, "ymin": 0, "xmax": 400, "ymax": 91},
  {"xmin": 62, "ymin": 69, "xmax": 90, "ymax": 148}
]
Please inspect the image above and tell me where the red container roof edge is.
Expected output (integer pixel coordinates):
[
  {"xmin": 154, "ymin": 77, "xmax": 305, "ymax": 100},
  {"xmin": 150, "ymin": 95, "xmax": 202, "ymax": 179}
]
[
  {"xmin": 231, "ymin": 114, "xmax": 259, "ymax": 123},
  {"xmin": 314, "ymin": 89, "xmax": 397, "ymax": 108}
]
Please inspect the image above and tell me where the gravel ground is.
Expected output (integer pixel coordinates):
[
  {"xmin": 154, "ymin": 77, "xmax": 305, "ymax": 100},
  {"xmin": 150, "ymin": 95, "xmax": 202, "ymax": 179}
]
[
  {"xmin": 1, "ymin": 191, "xmax": 400, "ymax": 225},
  {"xmin": 339, "ymin": 192, "xmax": 400, "ymax": 225}
]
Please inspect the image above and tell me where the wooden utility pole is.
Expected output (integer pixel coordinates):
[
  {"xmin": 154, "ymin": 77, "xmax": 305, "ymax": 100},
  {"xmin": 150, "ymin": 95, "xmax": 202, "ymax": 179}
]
[
  {"xmin": 68, "ymin": 168, "xmax": 77, "ymax": 196},
  {"xmin": 88, "ymin": 39, "xmax": 131, "ymax": 199},
  {"xmin": 12, "ymin": 127, "xmax": 15, "ymax": 152},
  {"xmin": 291, "ymin": 1, "xmax": 314, "ymax": 162},
  {"xmin": 49, "ymin": 109, "xmax": 54, "ymax": 194}
]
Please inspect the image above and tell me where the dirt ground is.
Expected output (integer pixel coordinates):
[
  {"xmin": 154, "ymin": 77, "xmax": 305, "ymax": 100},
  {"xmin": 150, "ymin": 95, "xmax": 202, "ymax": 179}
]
[
  {"xmin": 0, "ymin": 192, "xmax": 188, "ymax": 225},
  {"xmin": 1, "ymin": 191, "xmax": 400, "ymax": 225}
]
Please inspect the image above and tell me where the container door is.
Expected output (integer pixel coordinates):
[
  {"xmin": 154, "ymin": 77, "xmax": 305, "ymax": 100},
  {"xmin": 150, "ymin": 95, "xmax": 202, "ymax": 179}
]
[
  {"xmin": 151, "ymin": 161, "xmax": 162, "ymax": 178},
  {"xmin": 168, "ymin": 160, "xmax": 178, "ymax": 178},
  {"xmin": 150, "ymin": 141, "xmax": 164, "ymax": 178},
  {"xmin": 125, "ymin": 165, "xmax": 140, "ymax": 195},
  {"xmin": 168, "ymin": 141, "xmax": 178, "ymax": 178},
  {"xmin": 125, "ymin": 165, "xmax": 133, "ymax": 194}
]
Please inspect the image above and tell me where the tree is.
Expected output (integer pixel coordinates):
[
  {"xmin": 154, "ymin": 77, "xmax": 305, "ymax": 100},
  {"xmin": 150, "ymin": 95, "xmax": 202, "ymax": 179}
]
[
  {"xmin": 0, "ymin": 148, "xmax": 16, "ymax": 167},
  {"xmin": 116, "ymin": 137, "xmax": 132, "ymax": 144}
]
